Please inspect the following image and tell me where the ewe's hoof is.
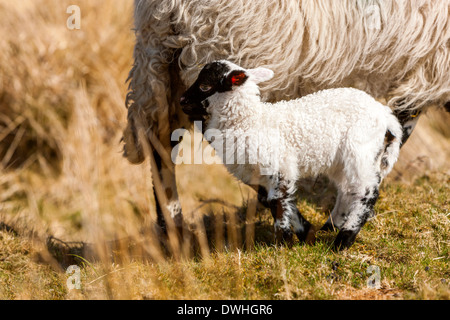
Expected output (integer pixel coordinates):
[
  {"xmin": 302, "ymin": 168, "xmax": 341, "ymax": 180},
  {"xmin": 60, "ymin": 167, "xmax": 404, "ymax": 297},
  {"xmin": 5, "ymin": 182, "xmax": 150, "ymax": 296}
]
[{"xmin": 122, "ymin": 115, "xmax": 146, "ymax": 164}]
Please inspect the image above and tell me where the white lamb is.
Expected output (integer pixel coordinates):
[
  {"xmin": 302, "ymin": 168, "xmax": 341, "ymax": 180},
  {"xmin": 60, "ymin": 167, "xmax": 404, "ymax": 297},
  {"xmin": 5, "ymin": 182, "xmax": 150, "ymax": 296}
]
[{"xmin": 180, "ymin": 60, "xmax": 403, "ymax": 250}]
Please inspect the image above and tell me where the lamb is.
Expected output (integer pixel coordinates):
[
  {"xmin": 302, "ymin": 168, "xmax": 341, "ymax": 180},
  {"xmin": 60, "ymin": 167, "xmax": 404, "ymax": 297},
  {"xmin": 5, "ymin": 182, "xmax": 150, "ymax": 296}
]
[
  {"xmin": 180, "ymin": 60, "xmax": 403, "ymax": 250},
  {"xmin": 123, "ymin": 0, "xmax": 450, "ymax": 236}
]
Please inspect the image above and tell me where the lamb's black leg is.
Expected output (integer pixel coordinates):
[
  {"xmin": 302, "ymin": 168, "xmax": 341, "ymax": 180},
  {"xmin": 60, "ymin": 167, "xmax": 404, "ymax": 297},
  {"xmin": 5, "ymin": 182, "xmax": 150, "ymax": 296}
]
[
  {"xmin": 333, "ymin": 230, "xmax": 359, "ymax": 250},
  {"xmin": 333, "ymin": 186, "xmax": 379, "ymax": 251},
  {"xmin": 268, "ymin": 182, "xmax": 312, "ymax": 245},
  {"xmin": 292, "ymin": 206, "xmax": 314, "ymax": 244},
  {"xmin": 445, "ymin": 101, "xmax": 450, "ymax": 113},
  {"xmin": 269, "ymin": 196, "xmax": 294, "ymax": 245},
  {"xmin": 257, "ymin": 185, "xmax": 270, "ymax": 209},
  {"xmin": 320, "ymin": 220, "xmax": 335, "ymax": 232}
]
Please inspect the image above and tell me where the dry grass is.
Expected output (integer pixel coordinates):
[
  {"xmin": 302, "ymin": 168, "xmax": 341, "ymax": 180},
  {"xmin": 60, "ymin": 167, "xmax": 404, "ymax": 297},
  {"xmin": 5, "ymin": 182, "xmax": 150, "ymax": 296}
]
[{"xmin": 0, "ymin": 0, "xmax": 449, "ymax": 300}]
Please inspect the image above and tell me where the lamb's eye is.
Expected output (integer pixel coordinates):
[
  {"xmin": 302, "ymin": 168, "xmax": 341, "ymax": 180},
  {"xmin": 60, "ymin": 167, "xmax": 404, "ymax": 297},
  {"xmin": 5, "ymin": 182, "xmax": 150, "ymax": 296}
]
[{"xmin": 199, "ymin": 84, "xmax": 212, "ymax": 92}]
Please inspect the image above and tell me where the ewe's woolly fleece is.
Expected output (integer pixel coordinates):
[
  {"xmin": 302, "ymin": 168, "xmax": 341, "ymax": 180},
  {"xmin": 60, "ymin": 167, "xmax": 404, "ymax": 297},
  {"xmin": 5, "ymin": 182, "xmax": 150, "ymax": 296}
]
[
  {"xmin": 130, "ymin": 0, "xmax": 450, "ymax": 121},
  {"xmin": 124, "ymin": 0, "xmax": 449, "ymax": 165}
]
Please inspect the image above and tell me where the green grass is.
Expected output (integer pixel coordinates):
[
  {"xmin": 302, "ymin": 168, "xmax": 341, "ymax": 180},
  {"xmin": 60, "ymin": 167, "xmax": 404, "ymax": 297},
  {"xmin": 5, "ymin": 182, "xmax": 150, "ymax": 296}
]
[
  {"xmin": 1, "ymin": 0, "xmax": 449, "ymax": 301},
  {"xmin": 1, "ymin": 172, "xmax": 448, "ymax": 300}
]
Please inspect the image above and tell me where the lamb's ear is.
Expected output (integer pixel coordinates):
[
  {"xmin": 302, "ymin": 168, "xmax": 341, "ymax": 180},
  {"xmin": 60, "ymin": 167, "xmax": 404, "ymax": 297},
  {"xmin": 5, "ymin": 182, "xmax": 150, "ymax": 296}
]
[
  {"xmin": 226, "ymin": 70, "xmax": 248, "ymax": 87},
  {"xmin": 247, "ymin": 67, "xmax": 274, "ymax": 84}
]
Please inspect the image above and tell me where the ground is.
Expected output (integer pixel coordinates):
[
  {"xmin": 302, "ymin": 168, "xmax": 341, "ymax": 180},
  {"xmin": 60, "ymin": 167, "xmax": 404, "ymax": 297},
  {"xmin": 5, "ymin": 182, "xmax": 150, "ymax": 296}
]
[
  {"xmin": 1, "ymin": 170, "xmax": 448, "ymax": 300},
  {"xmin": 0, "ymin": 0, "xmax": 448, "ymax": 300}
]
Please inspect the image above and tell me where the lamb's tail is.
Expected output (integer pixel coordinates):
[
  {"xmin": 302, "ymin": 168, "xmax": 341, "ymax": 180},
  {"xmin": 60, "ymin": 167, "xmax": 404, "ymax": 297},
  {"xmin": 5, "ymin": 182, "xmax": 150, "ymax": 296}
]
[{"xmin": 380, "ymin": 109, "xmax": 403, "ymax": 178}]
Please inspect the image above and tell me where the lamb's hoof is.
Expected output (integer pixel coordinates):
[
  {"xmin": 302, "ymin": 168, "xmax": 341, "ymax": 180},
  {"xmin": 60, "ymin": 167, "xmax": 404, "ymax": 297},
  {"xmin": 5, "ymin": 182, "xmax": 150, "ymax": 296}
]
[
  {"xmin": 122, "ymin": 120, "xmax": 145, "ymax": 164},
  {"xmin": 294, "ymin": 222, "xmax": 315, "ymax": 245},
  {"xmin": 294, "ymin": 225, "xmax": 316, "ymax": 246},
  {"xmin": 275, "ymin": 229, "xmax": 294, "ymax": 247},
  {"xmin": 320, "ymin": 220, "xmax": 336, "ymax": 232},
  {"xmin": 305, "ymin": 227, "xmax": 316, "ymax": 245},
  {"xmin": 332, "ymin": 230, "xmax": 357, "ymax": 251}
]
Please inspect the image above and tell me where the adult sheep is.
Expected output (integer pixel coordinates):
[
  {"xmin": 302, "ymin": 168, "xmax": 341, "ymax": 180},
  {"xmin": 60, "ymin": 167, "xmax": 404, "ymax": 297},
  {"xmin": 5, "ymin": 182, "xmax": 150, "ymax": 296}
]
[{"xmin": 122, "ymin": 0, "xmax": 450, "ymax": 233}]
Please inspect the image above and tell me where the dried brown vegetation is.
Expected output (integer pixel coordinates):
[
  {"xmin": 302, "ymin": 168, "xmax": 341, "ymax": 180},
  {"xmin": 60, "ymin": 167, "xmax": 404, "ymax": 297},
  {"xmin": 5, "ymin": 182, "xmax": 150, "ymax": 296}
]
[{"xmin": 0, "ymin": 0, "xmax": 448, "ymax": 300}]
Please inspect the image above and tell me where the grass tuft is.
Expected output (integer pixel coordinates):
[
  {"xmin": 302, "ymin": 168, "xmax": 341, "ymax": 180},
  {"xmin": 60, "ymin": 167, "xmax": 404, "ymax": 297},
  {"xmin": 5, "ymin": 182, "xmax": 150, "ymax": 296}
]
[{"xmin": 0, "ymin": 0, "xmax": 449, "ymax": 300}]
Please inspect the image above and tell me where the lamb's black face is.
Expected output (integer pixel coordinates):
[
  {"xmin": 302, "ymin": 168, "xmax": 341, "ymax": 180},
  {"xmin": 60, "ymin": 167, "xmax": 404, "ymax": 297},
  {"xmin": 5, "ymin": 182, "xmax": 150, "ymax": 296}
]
[{"xmin": 180, "ymin": 61, "xmax": 248, "ymax": 120}]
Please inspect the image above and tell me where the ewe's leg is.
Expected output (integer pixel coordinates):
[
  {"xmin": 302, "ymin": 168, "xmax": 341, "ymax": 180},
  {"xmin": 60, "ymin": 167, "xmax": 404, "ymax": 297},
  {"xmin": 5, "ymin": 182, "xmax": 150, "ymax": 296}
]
[
  {"xmin": 123, "ymin": 34, "xmax": 186, "ymax": 233},
  {"xmin": 390, "ymin": 43, "xmax": 450, "ymax": 146},
  {"xmin": 393, "ymin": 108, "xmax": 421, "ymax": 146},
  {"xmin": 333, "ymin": 186, "xmax": 379, "ymax": 250},
  {"xmin": 151, "ymin": 146, "xmax": 183, "ymax": 231},
  {"xmin": 124, "ymin": 113, "xmax": 183, "ymax": 232}
]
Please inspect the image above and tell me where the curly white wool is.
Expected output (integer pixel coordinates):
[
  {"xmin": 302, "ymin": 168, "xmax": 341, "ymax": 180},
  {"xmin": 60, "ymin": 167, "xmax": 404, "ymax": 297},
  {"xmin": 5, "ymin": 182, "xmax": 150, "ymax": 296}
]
[
  {"xmin": 205, "ymin": 64, "xmax": 402, "ymax": 192},
  {"xmin": 198, "ymin": 61, "xmax": 403, "ymax": 247},
  {"xmin": 122, "ymin": 0, "xmax": 448, "ymax": 242}
]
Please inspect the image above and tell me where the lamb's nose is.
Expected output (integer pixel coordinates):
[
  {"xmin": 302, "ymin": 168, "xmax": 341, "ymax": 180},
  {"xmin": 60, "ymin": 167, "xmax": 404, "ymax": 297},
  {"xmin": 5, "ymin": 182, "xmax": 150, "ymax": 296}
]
[{"xmin": 180, "ymin": 96, "xmax": 187, "ymax": 105}]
